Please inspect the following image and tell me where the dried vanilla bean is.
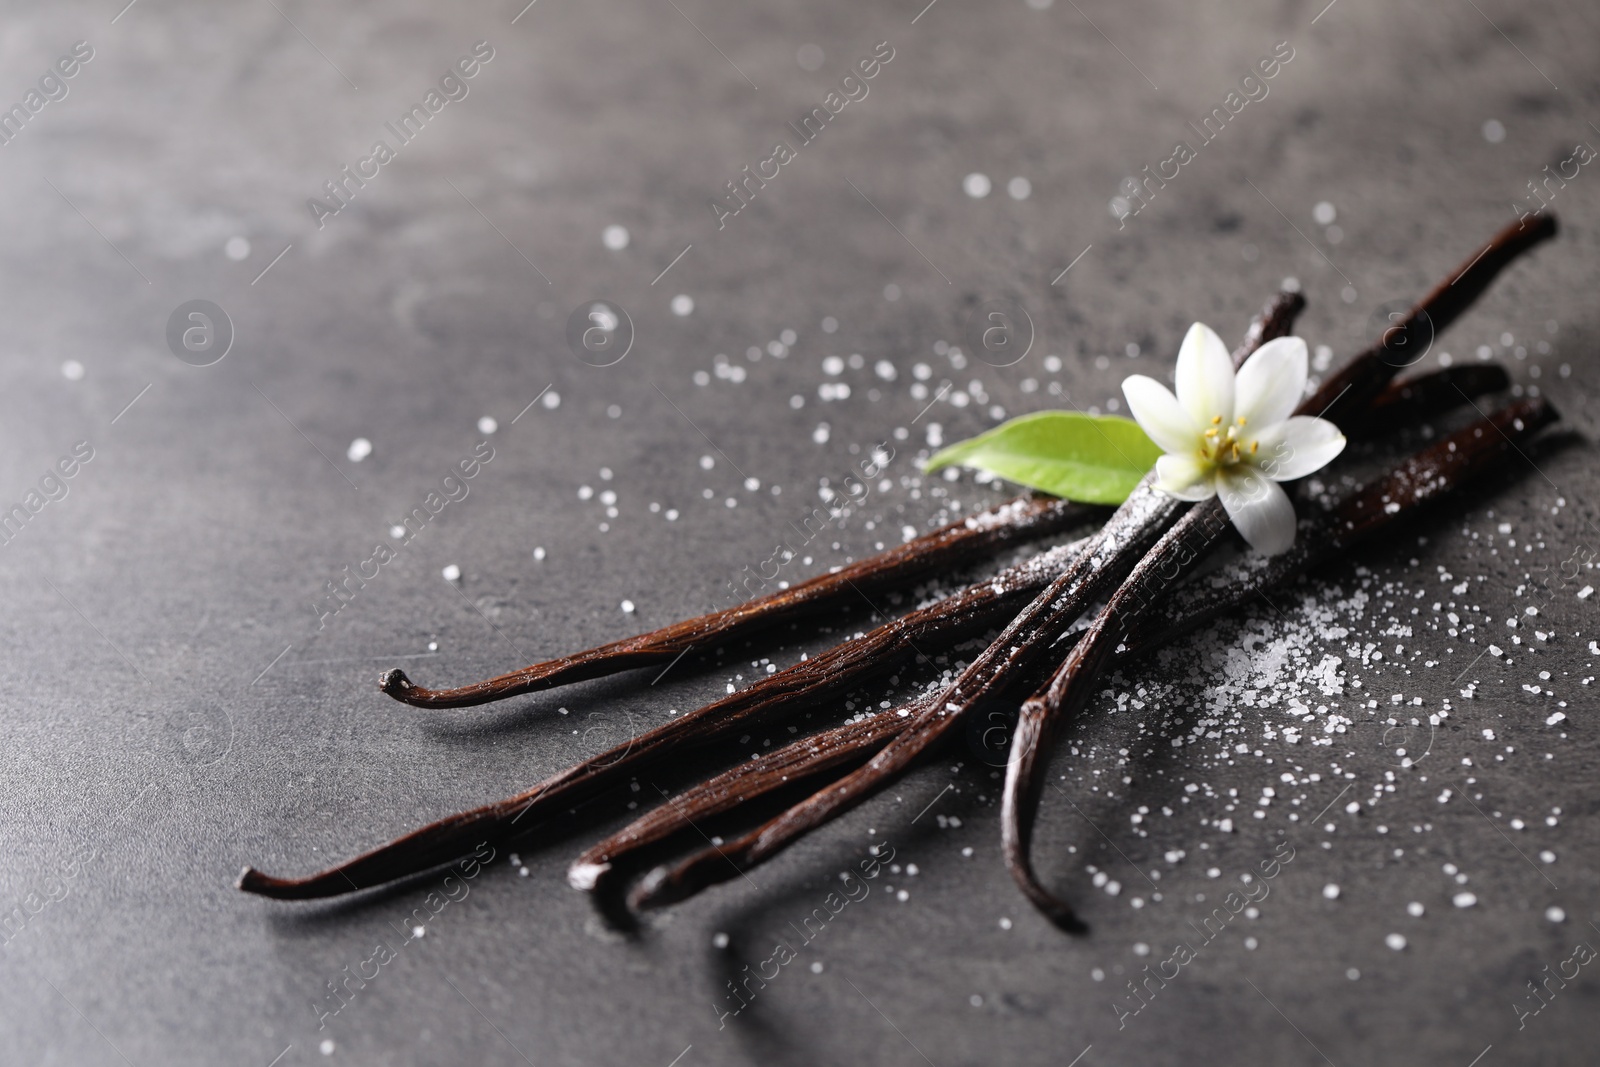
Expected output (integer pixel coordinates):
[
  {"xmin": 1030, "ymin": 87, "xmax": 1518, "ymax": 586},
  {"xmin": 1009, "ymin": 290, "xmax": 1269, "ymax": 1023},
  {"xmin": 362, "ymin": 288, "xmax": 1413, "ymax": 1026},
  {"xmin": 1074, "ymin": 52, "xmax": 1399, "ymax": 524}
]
[{"xmin": 379, "ymin": 494, "xmax": 1099, "ymax": 708}]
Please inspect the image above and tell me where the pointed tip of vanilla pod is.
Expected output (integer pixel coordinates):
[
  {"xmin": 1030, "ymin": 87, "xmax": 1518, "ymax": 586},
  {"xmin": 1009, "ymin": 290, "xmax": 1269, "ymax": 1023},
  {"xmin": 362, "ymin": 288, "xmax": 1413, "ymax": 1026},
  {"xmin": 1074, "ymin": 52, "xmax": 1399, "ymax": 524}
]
[
  {"xmin": 378, "ymin": 669, "xmax": 412, "ymax": 696},
  {"xmin": 567, "ymin": 861, "xmax": 612, "ymax": 892},
  {"xmin": 237, "ymin": 866, "xmax": 334, "ymax": 900},
  {"xmin": 1049, "ymin": 909, "xmax": 1090, "ymax": 936},
  {"xmin": 1029, "ymin": 893, "xmax": 1089, "ymax": 934},
  {"xmin": 629, "ymin": 867, "xmax": 674, "ymax": 911}
]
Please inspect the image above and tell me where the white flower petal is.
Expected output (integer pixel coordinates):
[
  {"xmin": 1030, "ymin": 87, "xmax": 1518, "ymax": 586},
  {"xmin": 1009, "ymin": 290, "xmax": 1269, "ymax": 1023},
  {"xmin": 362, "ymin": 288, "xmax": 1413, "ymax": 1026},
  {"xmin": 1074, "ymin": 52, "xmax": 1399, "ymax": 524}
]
[
  {"xmin": 1174, "ymin": 322, "xmax": 1234, "ymax": 427},
  {"xmin": 1250, "ymin": 416, "xmax": 1347, "ymax": 482},
  {"xmin": 1234, "ymin": 336, "xmax": 1307, "ymax": 429},
  {"xmin": 1122, "ymin": 375, "xmax": 1201, "ymax": 454},
  {"xmin": 1153, "ymin": 454, "xmax": 1217, "ymax": 501},
  {"xmin": 1217, "ymin": 465, "xmax": 1297, "ymax": 555}
]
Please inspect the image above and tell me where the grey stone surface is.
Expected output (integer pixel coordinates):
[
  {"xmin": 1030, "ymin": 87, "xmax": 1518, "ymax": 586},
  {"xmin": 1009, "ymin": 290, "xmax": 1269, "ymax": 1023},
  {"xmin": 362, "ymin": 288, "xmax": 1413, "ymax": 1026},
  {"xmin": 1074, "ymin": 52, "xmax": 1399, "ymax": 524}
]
[{"xmin": 0, "ymin": 1, "xmax": 1596, "ymax": 1064}]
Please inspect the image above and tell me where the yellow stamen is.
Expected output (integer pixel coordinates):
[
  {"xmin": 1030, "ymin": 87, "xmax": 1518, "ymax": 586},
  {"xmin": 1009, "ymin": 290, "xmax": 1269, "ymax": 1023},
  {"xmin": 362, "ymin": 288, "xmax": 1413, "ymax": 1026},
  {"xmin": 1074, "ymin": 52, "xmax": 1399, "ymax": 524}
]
[
  {"xmin": 1211, "ymin": 415, "xmax": 1223, "ymax": 425},
  {"xmin": 1250, "ymin": 440, "xmax": 1259, "ymax": 454},
  {"xmin": 1205, "ymin": 428, "xmax": 1218, "ymax": 437},
  {"xmin": 1237, "ymin": 416, "xmax": 1247, "ymax": 426}
]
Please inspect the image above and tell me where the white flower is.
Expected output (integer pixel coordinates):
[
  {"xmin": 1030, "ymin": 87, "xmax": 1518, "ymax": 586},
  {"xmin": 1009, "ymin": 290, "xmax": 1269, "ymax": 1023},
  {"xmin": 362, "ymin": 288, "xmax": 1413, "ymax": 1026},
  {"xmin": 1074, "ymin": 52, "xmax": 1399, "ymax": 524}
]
[{"xmin": 1122, "ymin": 322, "xmax": 1346, "ymax": 555}]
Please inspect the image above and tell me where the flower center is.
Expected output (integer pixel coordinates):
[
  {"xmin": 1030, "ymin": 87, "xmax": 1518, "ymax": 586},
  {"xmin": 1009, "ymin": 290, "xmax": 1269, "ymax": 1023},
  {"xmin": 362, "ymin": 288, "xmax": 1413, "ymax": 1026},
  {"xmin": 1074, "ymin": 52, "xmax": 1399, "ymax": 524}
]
[{"xmin": 1200, "ymin": 415, "xmax": 1258, "ymax": 468}]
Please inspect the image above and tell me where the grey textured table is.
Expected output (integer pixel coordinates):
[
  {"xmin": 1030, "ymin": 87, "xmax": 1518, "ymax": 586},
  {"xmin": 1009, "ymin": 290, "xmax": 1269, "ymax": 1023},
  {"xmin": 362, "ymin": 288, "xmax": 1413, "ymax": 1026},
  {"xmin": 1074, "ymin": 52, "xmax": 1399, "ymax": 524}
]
[{"xmin": 1, "ymin": 1, "xmax": 1597, "ymax": 1064}]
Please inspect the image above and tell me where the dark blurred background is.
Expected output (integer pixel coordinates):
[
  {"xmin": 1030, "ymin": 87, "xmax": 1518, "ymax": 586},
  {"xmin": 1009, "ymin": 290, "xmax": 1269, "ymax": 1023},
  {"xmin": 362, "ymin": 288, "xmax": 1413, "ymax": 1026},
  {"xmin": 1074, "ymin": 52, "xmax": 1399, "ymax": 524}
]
[{"xmin": 0, "ymin": 1, "xmax": 1596, "ymax": 1064}]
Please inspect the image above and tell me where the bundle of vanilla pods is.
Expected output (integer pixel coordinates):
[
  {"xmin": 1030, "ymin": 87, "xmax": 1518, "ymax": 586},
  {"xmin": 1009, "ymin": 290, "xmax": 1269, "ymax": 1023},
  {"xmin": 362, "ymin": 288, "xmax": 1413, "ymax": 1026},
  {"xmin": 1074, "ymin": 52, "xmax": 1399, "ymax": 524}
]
[{"xmin": 240, "ymin": 215, "xmax": 1561, "ymax": 931}]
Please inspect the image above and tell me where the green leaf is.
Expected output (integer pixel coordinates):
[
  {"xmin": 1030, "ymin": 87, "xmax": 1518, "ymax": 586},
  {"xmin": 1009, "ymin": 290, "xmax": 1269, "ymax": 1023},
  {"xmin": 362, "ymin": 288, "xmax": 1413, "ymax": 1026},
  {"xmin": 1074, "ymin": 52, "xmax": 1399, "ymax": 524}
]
[{"xmin": 923, "ymin": 411, "xmax": 1162, "ymax": 505}]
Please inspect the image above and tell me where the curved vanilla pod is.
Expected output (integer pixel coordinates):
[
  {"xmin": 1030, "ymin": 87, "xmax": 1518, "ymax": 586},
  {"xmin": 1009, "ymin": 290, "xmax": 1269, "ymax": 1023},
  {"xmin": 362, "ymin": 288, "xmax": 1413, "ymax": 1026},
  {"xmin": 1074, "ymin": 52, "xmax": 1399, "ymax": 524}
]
[
  {"xmin": 1001, "ymin": 396, "xmax": 1558, "ymax": 928},
  {"xmin": 378, "ymin": 493, "xmax": 1099, "ymax": 708}
]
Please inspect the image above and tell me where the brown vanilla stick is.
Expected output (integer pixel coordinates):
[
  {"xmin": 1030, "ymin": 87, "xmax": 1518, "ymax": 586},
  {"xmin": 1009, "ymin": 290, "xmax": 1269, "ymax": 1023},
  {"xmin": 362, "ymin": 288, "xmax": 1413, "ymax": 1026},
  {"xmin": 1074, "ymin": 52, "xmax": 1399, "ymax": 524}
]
[
  {"xmin": 624, "ymin": 218, "xmax": 1557, "ymax": 912},
  {"xmin": 378, "ymin": 494, "xmax": 1100, "ymax": 708},
  {"xmin": 999, "ymin": 395, "xmax": 1559, "ymax": 927}
]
